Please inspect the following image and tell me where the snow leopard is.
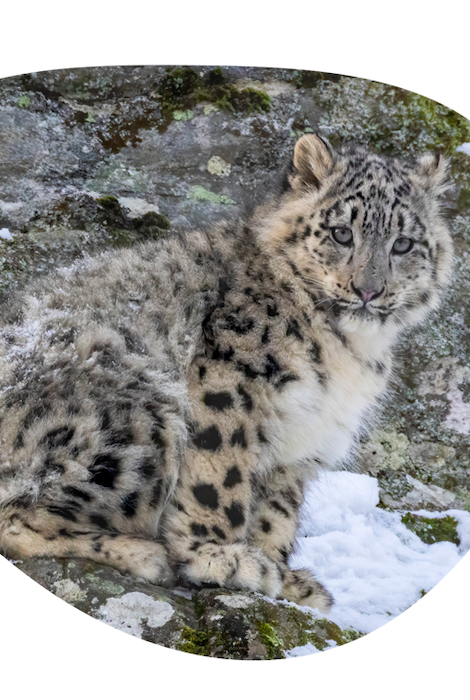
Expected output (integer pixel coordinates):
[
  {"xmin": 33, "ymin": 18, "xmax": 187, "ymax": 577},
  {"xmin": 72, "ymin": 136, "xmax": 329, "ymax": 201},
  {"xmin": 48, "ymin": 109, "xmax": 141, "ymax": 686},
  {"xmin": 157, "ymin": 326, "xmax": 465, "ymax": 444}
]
[{"xmin": 0, "ymin": 134, "xmax": 453, "ymax": 613}]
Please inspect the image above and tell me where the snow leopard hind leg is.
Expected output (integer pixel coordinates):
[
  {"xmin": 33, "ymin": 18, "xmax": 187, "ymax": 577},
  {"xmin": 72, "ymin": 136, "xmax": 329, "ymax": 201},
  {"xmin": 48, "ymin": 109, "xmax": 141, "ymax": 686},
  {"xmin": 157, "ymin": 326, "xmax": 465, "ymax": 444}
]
[
  {"xmin": 0, "ymin": 329, "xmax": 190, "ymax": 587},
  {"xmin": 0, "ymin": 505, "xmax": 174, "ymax": 585}
]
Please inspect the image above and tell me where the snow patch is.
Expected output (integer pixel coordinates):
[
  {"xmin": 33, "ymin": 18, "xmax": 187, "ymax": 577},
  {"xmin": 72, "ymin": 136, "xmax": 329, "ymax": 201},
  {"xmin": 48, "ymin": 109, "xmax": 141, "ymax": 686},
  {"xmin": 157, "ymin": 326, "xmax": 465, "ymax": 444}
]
[
  {"xmin": 0, "ymin": 228, "xmax": 14, "ymax": 240},
  {"xmin": 292, "ymin": 471, "xmax": 470, "ymax": 634},
  {"xmin": 285, "ymin": 642, "xmax": 321, "ymax": 658}
]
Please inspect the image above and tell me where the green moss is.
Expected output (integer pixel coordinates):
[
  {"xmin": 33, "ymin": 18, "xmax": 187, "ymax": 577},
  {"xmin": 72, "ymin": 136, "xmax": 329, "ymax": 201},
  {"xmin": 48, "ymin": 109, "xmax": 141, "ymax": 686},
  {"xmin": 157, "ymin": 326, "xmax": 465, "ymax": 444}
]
[
  {"xmin": 211, "ymin": 86, "xmax": 271, "ymax": 115},
  {"xmin": 63, "ymin": 66, "xmax": 271, "ymax": 153},
  {"xmin": 178, "ymin": 626, "xmax": 211, "ymax": 656},
  {"xmin": 95, "ymin": 198, "xmax": 172, "ymax": 241},
  {"xmin": 299, "ymin": 620, "xmax": 333, "ymax": 650},
  {"xmin": 170, "ymin": 589, "xmax": 366, "ymax": 659},
  {"xmin": 218, "ymin": 86, "xmax": 269, "ymax": 114},
  {"xmin": 337, "ymin": 627, "xmax": 365, "ymax": 645},
  {"xmin": 258, "ymin": 622, "xmax": 284, "ymax": 660},
  {"xmin": 96, "ymin": 196, "xmax": 132, "ymax": 232},
  {"xmin": 315, "ymin": 77, "xmax": 470, "ymax": 156},
  {"xmin": 132, "ymin": 211, "xmax": 171, "ymax": 239},
  {"xmin": 158, "ymin": 66, "xmax": 271, "ymax": 120},
  {"xmin": 291, "ymin": 70, "xmax": 341, "ymax": 89},
  {"xmin": 96, "ymin": 195, "xmax": 119, "ymax": 209},
  {"xmin": 159, "ymin": 68, "xmax": 201, "ymax": 111},
  {"xmin": 191, "ymin": 595, "xmax": 208, "ymax": 619},
  {"xmin": 401, "ymin": 512, "xmax": 461, "ymax": 546},
  {"xmin": 206, "ymin": 67, "xmax": 225, "ymax": 85},
  {"xmin": 293, "ymin": 617, "xmax": 364, "ymax": 652}
]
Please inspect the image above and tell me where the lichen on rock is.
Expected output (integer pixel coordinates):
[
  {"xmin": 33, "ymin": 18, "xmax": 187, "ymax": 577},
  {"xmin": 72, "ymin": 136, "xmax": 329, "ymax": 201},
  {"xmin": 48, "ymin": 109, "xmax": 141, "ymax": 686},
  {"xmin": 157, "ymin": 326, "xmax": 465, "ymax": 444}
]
[
  {"xmin": 98, "ymin": 592, "xmax": 174, "ymax": 638},
  {"xmin": 187, "ymin": 185, "xmax": 235, "ymax": 205},
  {"xmin": 2, "ymin": 63, "xmax": 470, "ymax": 656},
  {"xmin": 207, "ymin": 155, "xmax": 231, "ymax": 177},
  {"xmin": 313, "ymin": 76, "xmax": 470, "ymax": 155},
  {"xmin": 14, "ymin": 557, "xmax": 361, "ymax": 659}
]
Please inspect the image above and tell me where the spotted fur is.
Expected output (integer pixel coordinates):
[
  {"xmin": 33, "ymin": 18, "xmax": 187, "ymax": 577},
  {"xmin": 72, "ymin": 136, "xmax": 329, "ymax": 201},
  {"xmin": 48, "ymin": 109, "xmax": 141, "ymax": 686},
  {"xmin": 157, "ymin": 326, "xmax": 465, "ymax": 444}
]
[{"xmin": 0, "ymin": 135, "xmax": 453, "ymax": 613}]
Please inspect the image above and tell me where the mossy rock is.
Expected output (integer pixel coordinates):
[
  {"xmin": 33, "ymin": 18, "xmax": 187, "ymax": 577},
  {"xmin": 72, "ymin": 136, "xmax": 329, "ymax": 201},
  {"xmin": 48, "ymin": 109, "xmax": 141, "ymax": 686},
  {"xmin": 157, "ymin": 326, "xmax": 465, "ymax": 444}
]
[
  {"xmin": 314, "ymin": 76, "xmax": 470, "ymax": 156},
  {"xmin": 58, "ymin": 66, "xmax": 271, "ymax": 154},
  {"xmin": 14, "ymin": 557, "xmax": 363, "ymax": 659},
  {"xmin": 159, "ymin": 67, "xmax": 201, "ymax": 108},
  {"xmin": 401, "ymin": 513, "xmax": 461, "ymax": 546},
  {"xmin": 290, "ymin": 69, "xmax": 342, "ymax": 89},
  {"xmin": 450, "ymin": 152, "xmax": 470, "ymax": 214},
  {"xmin": 0, "ymin": 224, "xmax": 95, "ymax": 299},
  {"xmin": 173, "ymin": 588, "xmax": 364, "ymax": 659},
  {"xmin": 96, "ymin": 195, "xmax": 132, "ymax": 230},
  {"xmin": 92, "ymin": 106, "xmax": 163, "ymax": 153},
  {"xmin": 0, "ymin": 195, "xmax": 172, "ymax": 299},
  {"xmin": 158, "ymin": 66, "xmax": 271, "ymax": 118},
  {"xmin": 132, "ymin": 211, "xmax": 171, "ymax": 239}
]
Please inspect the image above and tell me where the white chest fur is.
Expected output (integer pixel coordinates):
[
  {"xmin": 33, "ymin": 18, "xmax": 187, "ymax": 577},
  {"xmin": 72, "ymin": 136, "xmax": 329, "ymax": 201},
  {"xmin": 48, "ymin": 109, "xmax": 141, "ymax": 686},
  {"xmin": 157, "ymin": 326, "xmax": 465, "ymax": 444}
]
[{"xmin": 272, "ymin": 336, "xmax": 389, "ymax": 469}]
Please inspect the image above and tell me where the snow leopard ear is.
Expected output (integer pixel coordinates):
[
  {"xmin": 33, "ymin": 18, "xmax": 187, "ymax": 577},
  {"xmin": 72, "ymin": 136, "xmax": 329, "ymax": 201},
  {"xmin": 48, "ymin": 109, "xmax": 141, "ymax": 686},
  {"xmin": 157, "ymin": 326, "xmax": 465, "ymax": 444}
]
[
  {"xmin": 289, "ymin": 134, "xmax": 335, "ymax": 191},
  {"xmin": 415, "ymin": 152, "xmax": 450, "ymax": 195}
]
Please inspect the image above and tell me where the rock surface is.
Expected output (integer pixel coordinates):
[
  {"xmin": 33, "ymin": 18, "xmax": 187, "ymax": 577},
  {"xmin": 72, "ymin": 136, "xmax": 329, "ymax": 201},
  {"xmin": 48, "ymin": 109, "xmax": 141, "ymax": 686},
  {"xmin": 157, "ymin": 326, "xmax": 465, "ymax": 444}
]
[
  {"xmin": 16, "ymin": 557, "xmax": 361, "ymax": 659},
  {"xmin": 1, "ymin": 65, "xmax": 470, "ymax": 657}
]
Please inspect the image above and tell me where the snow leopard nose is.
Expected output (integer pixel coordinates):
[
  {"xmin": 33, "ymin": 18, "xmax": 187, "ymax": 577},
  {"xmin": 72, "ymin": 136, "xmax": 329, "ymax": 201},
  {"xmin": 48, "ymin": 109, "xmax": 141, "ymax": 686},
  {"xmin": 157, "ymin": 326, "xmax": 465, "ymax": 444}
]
[{"xmin": 351, "ymin": 283, "xmax": 384, "ymax": 304}]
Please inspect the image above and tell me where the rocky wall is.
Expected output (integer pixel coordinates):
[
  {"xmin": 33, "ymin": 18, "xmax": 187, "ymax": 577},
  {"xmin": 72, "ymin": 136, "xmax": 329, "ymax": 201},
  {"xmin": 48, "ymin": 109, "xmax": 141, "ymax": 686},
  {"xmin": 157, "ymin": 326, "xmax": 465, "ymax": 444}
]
[{"xmin": 1, "ymin": 65, "xmax": 469, "ymax": 657}]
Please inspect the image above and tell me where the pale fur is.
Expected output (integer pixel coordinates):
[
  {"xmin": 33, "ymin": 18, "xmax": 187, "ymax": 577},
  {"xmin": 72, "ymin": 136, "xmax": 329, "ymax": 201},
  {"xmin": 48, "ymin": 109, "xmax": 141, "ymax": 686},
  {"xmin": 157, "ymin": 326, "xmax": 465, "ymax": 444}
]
[{"xmin": 0, "ymin": 135, "xmax": 453, "ymax": 613}]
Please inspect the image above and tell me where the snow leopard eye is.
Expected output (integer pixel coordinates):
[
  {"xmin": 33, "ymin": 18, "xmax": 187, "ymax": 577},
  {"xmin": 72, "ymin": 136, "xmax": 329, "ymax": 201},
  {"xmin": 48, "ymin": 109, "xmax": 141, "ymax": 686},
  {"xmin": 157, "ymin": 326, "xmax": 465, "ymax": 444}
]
[
  {"xmin": 330, "ymin": 227, "xmax": 353, "ymax": 246},
  {"xmin": 392, "ymin": 237, "xmax": 414, "ymax": 254}
]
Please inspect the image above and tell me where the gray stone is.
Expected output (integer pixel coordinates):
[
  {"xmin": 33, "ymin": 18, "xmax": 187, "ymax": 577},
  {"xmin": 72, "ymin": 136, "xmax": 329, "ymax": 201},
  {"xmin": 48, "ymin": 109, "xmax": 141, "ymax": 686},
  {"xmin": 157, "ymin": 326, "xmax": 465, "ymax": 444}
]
[
  {"xmin": 2, "ymin": 64, "xmax": 470, "ymax": 653},
  {"xmin": 14, "ymin": 557, "xmax": 361, "ymax": 659}
]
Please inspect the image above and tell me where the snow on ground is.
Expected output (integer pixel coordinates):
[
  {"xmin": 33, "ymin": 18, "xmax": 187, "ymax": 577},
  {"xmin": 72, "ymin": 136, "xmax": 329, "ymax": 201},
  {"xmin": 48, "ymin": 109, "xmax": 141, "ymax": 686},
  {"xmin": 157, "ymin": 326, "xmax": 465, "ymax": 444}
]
[{"xmin": 290, "ymin": 471, "xmax": 470, "ymax": 635}]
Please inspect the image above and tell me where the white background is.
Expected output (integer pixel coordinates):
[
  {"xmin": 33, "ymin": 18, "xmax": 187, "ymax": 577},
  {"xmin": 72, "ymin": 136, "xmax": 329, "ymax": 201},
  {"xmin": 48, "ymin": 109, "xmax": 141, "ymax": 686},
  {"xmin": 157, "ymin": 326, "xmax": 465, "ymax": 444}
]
[{"xmin": 1, "ymin": 2, "xmax": 469, "ymax": 698}]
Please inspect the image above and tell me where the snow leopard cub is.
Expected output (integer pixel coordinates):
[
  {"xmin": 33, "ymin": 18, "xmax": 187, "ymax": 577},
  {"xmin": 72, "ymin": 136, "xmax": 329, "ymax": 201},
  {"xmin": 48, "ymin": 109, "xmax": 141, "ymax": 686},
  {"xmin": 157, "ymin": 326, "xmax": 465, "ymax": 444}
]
[{"xmin": 0, "ymin": 135, "xmax": 452, "ymax": 613}]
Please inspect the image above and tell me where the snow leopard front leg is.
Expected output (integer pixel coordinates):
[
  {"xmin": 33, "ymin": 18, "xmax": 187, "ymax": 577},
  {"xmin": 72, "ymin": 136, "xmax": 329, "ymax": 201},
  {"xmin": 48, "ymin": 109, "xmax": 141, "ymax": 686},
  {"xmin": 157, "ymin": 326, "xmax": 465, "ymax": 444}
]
[
  {"xmin": 163, "ymin": 438, "xmax": 285, "ymax": 598},
  {"xmin": 250, "ymin": 465, "xmax": 334, "ymax": 612},
  {"xmin": 158, "ymin": 355, "xmax": 287, "ymax": 597}
]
